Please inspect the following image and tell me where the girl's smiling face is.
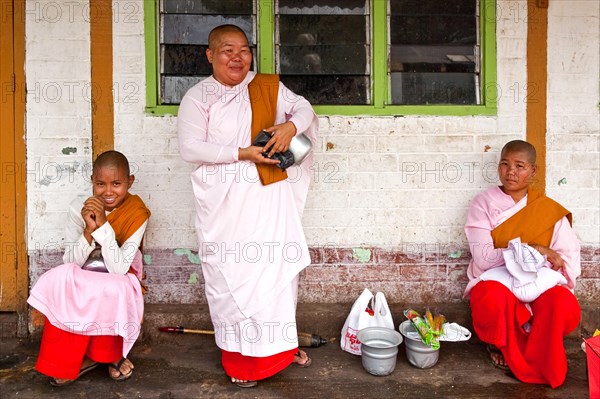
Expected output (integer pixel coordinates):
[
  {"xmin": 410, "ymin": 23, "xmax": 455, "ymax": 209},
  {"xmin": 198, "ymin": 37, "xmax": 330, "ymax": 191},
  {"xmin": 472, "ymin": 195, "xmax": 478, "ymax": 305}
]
[{"xmin": 91, "ymin": 165, "xmax": 134, "ymax": 211}]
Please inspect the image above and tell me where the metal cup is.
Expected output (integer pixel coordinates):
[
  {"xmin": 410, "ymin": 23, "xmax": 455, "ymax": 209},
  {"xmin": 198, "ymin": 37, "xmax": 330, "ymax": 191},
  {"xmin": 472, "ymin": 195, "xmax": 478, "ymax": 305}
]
[{"xmin": 288, "ymin": 133, "xmax": 313, "ymax": 165}]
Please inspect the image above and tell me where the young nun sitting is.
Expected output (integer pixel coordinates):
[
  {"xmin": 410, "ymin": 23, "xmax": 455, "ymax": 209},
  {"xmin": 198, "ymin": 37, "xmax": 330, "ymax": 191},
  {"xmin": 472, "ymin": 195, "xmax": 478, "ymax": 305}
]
[
  {"xmin": 464, "ymin": 140, "xmax": 580, "ymax": 388},
  {"xmin": 27, "ymin": 150, "xmax": 151, "ymax": 386}
]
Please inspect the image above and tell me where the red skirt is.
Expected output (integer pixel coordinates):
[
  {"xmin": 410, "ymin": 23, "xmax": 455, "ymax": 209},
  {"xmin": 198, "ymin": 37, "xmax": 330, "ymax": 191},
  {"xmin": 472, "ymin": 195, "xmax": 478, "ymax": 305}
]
[
  {"xmin": 470, "ymin": 281, "xmax": 580, "ymax": 388},
  {"xmin": 36, "ymin": 318, "xmax": 123, "ymax": 379},
  {"xmin": 221, "ymin": 347, "xmax": 297, "ymax": 381}
]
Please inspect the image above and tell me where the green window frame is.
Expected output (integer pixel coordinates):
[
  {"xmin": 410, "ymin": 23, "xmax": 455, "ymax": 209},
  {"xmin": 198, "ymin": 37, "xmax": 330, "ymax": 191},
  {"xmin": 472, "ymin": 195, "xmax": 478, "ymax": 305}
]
[{"xmin": 144, "ymin": 0, "xmax": 496, "ymax": 116}]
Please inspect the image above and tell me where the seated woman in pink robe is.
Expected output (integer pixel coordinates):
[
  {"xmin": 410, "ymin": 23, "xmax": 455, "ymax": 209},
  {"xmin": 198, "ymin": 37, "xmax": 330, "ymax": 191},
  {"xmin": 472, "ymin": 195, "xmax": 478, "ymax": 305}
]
[
  {"xmin": 27, "ymin": 151, "xmax": 151, "ymax": 386},
  {"xmin": 464, "ymin": 140, "xmax": 580, "ymax": 388}
]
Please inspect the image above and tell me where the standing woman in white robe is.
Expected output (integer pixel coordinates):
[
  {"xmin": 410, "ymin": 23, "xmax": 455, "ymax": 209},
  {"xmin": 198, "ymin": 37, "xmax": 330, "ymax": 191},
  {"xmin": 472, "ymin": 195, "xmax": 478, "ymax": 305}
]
[{"xmin": 177, "ymin": 24, "xmax": 318, "ymax": 388}]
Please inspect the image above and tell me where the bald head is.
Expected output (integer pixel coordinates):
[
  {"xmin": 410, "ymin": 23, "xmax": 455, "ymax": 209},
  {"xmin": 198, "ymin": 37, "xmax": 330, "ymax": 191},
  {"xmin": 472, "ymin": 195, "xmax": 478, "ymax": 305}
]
[
  {"xmin": 93, "ymin": 150, "xmax": 131, "ymax": 177},
  {"xmin": 208, "ymin": 24, "xmax": 248, "ymax": 50},
  {"xmin": 500, "ymin": 140, "xmax": 536, "ymax": 164}
]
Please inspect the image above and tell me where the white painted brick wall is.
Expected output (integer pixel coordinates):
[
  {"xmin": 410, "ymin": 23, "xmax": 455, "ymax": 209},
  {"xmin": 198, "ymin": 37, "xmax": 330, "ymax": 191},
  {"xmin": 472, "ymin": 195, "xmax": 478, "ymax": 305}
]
[
  {"xmin": 25, "ymin": 0, "xmax": 600, "ymax": 254},
  {"xmin": 546, "ymin": 0, "xmax": 600, "ymax": 245},
  {"xmin": 25, "ymin": 0, "xmax": 93, "ymax": 250}
]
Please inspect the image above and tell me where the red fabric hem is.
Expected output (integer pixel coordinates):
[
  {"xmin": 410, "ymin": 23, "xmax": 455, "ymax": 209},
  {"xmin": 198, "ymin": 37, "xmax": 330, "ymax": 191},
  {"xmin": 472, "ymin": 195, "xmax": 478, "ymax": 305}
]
[
  {"xmin": 221, "ymin": 347, "xmax": 297, "ymax": 381},
  {"xmin": 35, "ymin": 318, "xmax": 122, "ymax": 379},
  {"xmin": 470, "ymin": 281, "xmax": 580, "ymax": 388}
]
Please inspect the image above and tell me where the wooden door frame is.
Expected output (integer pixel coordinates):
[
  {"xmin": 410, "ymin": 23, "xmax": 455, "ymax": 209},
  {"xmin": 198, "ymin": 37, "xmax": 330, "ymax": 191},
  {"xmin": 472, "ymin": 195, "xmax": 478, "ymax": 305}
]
[
  {"xmin": 90, "ymin": 0, "xmax": 114, "ymax": 157},
  {"xmin": 526, "ymin": 0, "xmax": 548, "ymax": 193},
  {"xmin": 0, "ymin": 0, "xmax": 27, "ymax": 329}
]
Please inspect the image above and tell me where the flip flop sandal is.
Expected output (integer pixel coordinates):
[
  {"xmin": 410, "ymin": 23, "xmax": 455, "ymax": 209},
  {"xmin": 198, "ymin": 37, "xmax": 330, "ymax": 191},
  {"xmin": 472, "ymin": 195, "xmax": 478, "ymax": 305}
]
[
  {"xmin": 108, "ymin": 357, "xmax": 133, "ymax": 381},
  {"xmin": 294, "ymin": 350, "xmax": 312, "ymax": 368},
  {"xmin": 50, "ymin": 362, "xmax": 99, "ymax": 386},
  {"xmin": 230, "ymin": 377, "xmax": 257, "ymax": 388},
  {"xmin": 487, "ymin": 344, "xmax": 510, "ymax": 371}
]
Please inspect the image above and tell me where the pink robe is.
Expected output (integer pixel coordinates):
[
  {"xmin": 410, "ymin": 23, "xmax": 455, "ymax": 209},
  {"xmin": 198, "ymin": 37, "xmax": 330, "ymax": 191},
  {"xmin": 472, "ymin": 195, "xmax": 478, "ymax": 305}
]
[
  {"xmin": 464, "ymin": 186, "xmax": 580, "ymax": 297},
  {"xmin": 465, "ymin": 186, "xmax": 581, "ymax": 387},
  {"xmin": 178, "ymin": 71, "xmax": 318, "ymax": 357},
  {"xmin": 27, "ymin": 251, "xmax": 145, "ymax": 357}
]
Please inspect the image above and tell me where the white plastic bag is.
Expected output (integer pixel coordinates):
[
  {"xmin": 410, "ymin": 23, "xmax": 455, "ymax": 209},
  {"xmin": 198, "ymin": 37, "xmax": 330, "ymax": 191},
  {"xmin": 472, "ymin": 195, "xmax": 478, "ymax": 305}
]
[
  {"xmin": 439, "ymin": 323, "xmax": 472, "ymax": 342},
  {"xmin": 340, "ymin": 289, "xmax": 394, "ymax": 355}
]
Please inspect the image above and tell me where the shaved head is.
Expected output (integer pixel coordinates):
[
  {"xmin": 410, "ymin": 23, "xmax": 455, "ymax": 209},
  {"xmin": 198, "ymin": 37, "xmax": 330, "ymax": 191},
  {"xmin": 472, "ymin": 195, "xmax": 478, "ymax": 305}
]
[
  {"xmin": 93, "ymin": 150, "xmax": 131, "ymax": 176},
  {"xmin": 500, "ymin": 140, "xmax": 536, "ymax": 164},
  {"xmin": 208, "ymin": 24, "xmax": 248, "ymax": 50}
]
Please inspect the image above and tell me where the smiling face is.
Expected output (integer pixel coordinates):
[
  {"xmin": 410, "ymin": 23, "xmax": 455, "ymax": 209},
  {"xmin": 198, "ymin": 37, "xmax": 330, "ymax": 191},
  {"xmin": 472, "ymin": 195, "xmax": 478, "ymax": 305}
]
[
  {"xmin": 91, "ymin": 165, "xmax": 134, "ymax": 211},
  {"xmin": 206, "ymin": 28, "xmax": 252, "ymax": 87},
  {"xmin": 498, "ymin": 150, "xmax": 536, "ymax": 202}
]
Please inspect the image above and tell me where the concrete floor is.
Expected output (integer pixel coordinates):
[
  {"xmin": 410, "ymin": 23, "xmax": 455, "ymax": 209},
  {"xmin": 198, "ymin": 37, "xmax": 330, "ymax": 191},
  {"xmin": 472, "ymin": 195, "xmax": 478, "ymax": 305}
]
[{"xmin": 0, "ymin": 330, "xmax": 590, "ymax": 399}]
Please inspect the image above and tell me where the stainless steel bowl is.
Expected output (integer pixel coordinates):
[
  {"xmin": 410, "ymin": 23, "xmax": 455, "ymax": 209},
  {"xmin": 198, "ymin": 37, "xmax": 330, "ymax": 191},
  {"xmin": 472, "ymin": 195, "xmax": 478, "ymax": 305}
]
[{"xmin": 288, "ymin": 133, "xmax": 313, "ymax": 165}]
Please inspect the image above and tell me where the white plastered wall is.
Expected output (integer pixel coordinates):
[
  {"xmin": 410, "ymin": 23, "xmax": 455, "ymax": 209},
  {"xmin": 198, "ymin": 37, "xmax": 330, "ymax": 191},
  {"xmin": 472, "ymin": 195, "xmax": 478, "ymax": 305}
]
[{"xmin": 25, "ymin": 0, "xmax": 599, "ymax": 256}]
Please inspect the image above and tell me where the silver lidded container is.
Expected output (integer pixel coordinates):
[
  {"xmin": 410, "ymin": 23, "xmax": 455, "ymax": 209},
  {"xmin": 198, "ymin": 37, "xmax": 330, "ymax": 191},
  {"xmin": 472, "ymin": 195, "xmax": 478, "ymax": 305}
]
[{"xmin": 288, "ymin": 133, "xmax": 313, "ymax": 165}]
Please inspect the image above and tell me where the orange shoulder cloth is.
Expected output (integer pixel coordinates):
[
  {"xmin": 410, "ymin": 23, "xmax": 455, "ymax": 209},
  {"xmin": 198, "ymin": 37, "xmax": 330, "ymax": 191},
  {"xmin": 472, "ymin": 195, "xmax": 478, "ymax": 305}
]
[
  {"xmin": 491, "ymin": 187, "xmax": 572, "ymax": 249},
  {"xmin": 106, "ymin": 194, "xmax": 151, "ymax": 246},
  {"xmin": 248, "ymin": 73, "xmax": 288, "ymax": 186}
]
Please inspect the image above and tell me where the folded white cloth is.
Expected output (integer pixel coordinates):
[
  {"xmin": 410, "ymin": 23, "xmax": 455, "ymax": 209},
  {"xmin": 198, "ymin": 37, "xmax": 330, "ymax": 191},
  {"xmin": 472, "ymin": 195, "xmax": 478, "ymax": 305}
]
[{"xmin": 479, "ymin": 237, "xmax": 567, "ymax": 303}]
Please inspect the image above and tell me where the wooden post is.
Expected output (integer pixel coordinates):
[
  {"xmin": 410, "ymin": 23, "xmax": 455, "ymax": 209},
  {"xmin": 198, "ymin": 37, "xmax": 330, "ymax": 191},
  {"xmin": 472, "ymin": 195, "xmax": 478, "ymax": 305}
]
[
  {"xmin": 90, "ymin": 0, "xmax": 114, "ymax": 159},
  {"xmin": 526, "ymin": 0, "xmax": 548, "ymax": 193}
]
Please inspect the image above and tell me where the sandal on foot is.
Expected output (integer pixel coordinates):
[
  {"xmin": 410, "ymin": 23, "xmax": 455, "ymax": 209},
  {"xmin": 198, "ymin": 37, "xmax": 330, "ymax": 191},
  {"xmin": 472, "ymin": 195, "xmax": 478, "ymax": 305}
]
[
  {"xmin": 487, "ymin": 344, "xmax": 509, "ymax": 371},
  {"xmin": 108, "ymin": 357, "xmax": 133, "ymax": 381},
  {"xmin": 50, "ymin": 362, "xmax": 99, "ymax": 387},
  {"xmin": 230, "ymin": 377, "xmax": 257, "ymax": 388},
  {"xmin": 293, "ymin": 350, "xmax": 312, "ymax": 368}
]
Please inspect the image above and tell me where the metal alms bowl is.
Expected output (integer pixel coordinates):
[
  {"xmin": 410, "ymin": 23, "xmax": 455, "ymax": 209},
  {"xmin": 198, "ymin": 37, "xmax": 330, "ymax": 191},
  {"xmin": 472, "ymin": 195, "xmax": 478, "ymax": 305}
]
[
  {"xmin": 357, "ymin": 327, "xmax": 403, "ymax": 376},
  {"xmin": 288, "ymin": 133, "xmax": 313, "ymax": 165},
  {"xmin": 399, "ymin": 320, "xmax": 440, "ymax": 369}
]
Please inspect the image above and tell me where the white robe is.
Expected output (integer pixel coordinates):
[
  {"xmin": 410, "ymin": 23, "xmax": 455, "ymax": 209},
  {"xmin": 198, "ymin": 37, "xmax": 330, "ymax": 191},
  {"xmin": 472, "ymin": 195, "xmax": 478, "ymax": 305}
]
[{"xmin": 178, "ymin": 72, "xmax": 318, "ymax": 357}]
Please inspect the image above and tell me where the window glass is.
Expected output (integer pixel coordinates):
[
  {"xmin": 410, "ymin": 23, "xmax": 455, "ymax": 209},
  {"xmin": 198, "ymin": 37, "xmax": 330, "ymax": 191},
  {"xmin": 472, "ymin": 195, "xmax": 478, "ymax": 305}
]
[
  {"xmin": 150, "ymin": 0, "xmax": 492, "ymax": 114},
  {"xmin": 389, "ymin": 0, "xmax": 479, "ymax": 105},
  {"xmin": 276, "ymin": 0, "xmax": 370, "ymax": 105},
  {"xmin": 159, "ymin": 0, "xmax": 255, "ymax": 104}
]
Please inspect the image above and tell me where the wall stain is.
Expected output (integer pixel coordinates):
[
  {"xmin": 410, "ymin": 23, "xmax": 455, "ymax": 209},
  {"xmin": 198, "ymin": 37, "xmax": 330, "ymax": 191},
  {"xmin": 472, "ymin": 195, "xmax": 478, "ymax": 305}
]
[
  {"xmin": 174, "ymin": 248, "xmax": 201, "ymax": 264},
  {"xmin": 484, "ymin": 145, "xmax": 491, "ymax": 152},
  {"xmin": 143, "ymin": 254, "xmax": 153, "ymax": 265},
  {"xmin": 558, "ymin": 177, "xmax": 567, "ymax": 186},
  {"xmin": 352, "ymin": 247, "xmax": 371, "ymax": 263},
  {"xmin": 448, "ymin": 250, "xmax": 462, "ymax": 259},
  {"xmin": 188, "ymin": 272, "xmax": 198, "ymax": 284},
  {"xmin": 34, "ymin": 200, "xmax": 47, "ymax": 216},
  {"xmin": 61, "ymin": 147, "xmax": 77, "ymax": 155},
  {"xmin": 326, "ymin": 142, "xmax": 335, "ymax": 151}
]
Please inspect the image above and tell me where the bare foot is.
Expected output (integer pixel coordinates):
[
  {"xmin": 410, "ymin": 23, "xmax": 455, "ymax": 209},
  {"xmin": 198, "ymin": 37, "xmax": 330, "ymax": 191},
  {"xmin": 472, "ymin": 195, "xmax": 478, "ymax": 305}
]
[
  {"xmin": 293, "ymin": 350, "xmax": 312, "ymax": 367},
  {"xmin": 108, "ymin": 358, "xmax": 134, "ymax": 380},
  {"xmin": 230, "ymin": 377, "xmax": 257, "ymax": 388},
  {"xmin": 487, "ymin": 344, "xmax": 509, "ymax": 370}
]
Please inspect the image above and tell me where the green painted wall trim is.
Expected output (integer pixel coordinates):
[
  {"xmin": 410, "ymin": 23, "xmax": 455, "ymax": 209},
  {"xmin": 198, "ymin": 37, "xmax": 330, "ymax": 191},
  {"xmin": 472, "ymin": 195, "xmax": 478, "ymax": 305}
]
[
  {"xmin": 144, "ymin": 0, "xmax": 497, "ymax": 117},
  {"xmin": 481, "ymin": 0, "xmax": 498, "ymax": 112},
  {"xmin": 144, "ymin": 0, "xmax": 160, "ymax": 113},
  {"xmin": 314, "ymin": 104, "xmax": 497, "ymax": 116},
  {"xmin": 372, "ymin": 0, "xmax": 388, "ymax": 109},
  {"xmin": 258, "ymin": 0, "xmax": 275, "ymax": 73}
]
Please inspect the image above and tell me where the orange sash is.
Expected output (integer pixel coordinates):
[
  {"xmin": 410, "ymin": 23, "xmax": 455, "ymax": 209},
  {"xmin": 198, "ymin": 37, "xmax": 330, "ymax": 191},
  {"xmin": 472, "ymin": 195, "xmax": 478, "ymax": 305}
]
[
  {"xmin": 106, "ymin": 194, "xmax": 151, "ymax": 247},
  {"xmin": 106, "ymin": 194, "xmax": 151, "ymax": 292},
  {"xmin": 248, "ymin": 73, "xmax": 288, "ymax": 186},
  {"xmin": 491, "ymin": 188, "xmax": 572, "ymax": 249}
]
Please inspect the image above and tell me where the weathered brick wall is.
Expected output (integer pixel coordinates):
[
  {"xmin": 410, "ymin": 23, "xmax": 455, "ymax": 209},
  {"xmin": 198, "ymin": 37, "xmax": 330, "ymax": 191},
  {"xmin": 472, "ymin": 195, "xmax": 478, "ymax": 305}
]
[
  {"xmin": 24, "ymin": 1, "xmax": 599, "ymax": 308},
  {"xmin": 28, "ymin": 246, "xmax": 599, "ymax": 305}
]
